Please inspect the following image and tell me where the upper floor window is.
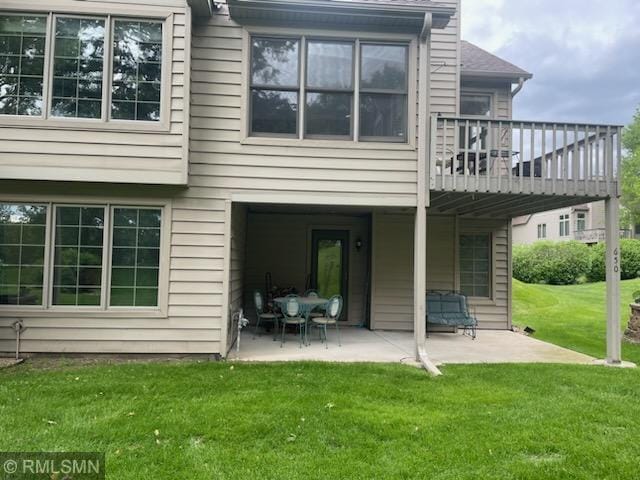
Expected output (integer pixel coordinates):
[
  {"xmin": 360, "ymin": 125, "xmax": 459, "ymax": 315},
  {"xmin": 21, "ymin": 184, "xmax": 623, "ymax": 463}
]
[
  {"xmin": 576, "ymin": 212, "xmax": 586, "ymax": 232},
  {"xmin": 460, "ymin": 93, "xmax": 492, "ymax": 117},
  {"xmin": 0, "ymin": 12, "xmax": 164, "ymax": 123},
  {"xmin": 0, "ymin": 15, "xmax": 47, "ymax": 116},
  {"xmin": 559, "ymin": 214, "xmax": 570, "ymax": 237},
  {"xmin": 249, "ymin": 35, "xmax": 408, "ymax": 142}
]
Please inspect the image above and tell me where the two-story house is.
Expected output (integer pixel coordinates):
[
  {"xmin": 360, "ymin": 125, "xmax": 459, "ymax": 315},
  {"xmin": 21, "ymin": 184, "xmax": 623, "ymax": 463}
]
[{"xmin": 0, "ymin": 0, "xmax": 624, "ymax": 367}]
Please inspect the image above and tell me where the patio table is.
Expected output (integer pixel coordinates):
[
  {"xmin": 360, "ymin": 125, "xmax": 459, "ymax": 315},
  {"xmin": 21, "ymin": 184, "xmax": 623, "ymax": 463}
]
[{"xmin": 274, "ymin": 296, "xmax": 328, "ymax": 344}]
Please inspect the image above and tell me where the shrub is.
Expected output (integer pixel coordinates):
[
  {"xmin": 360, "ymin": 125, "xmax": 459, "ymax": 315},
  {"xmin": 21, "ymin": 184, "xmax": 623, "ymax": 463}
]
[
  {"xmin": 588, "ymin": 239, "xmax": 640, "ymax": 282},
  {"xmin": 513, "ymin": 241, "xmax": 591, "ymax": 285}
]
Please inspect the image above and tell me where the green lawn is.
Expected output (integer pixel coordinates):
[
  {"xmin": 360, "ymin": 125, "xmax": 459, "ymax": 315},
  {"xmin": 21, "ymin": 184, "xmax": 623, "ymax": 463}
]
[
  {"xmin": 1, "ymin": 360, "xmax": 640, "ymax": 479},
  {"xmin": 2, "ymin": 280, "xmax": 640, "ymax": 479},
  {"xmin": 513, "ymin": 278, "xmax": 640, "ymax": 364}
]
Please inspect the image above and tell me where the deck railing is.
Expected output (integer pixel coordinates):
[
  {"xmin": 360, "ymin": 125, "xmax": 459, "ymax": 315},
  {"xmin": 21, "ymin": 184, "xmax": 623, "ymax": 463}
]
[
  {"xmin": 574, "ymin": 228, "xmax": 632, "ymax": 243},
  {"xmin": 430, "ymin": 116, "xmax": 623, "ymax": 197}
]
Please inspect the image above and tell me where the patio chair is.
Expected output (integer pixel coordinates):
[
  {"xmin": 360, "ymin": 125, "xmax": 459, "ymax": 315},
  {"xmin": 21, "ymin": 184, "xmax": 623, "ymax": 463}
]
[
  {"xmin": 253, "ymin": 290, "xmax": 280, "ymax": 340},
  {"xmin": 304, "ymin": 289, "xmax": 325, "ymax": 319},
  {"xmin": 280, "ymin": 294, "xmax": 307, "ymax": 348},
  {"xmin": 311, "ymin": 294, "xmax": 343, "ymax": 348}
]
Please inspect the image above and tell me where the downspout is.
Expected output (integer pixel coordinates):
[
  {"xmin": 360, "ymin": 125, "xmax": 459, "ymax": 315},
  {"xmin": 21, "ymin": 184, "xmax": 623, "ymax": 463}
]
[
  {"xmin": 511, "ymin": 77, "xmax": 525, "ymax": 98},
  {"xmin": 415, "ymin": 13, "xmax": 441, "ymax": 376}
]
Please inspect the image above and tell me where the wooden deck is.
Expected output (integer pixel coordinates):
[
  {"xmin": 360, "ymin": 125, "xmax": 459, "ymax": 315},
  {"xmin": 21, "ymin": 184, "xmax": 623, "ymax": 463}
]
[{"xmin": 429, "ymin": 116, "xmax": 623, "ymax": 207}]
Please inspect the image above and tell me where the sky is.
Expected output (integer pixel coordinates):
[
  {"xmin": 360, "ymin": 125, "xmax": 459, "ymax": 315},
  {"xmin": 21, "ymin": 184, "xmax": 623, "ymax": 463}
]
[{"xmin": 460, "ymin": 0, "xmax": 640, "ymax": 126}]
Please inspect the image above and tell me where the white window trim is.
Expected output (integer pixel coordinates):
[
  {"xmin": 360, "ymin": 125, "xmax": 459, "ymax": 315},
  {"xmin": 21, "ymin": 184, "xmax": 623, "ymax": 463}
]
[
  {"xmin": 0, "ymin": 7, "xmax": 173, "ymax": 133},
  {"xmin": 0, "ymin": 195, "xmax": 171, "ymax": 318},
  {"xmin": 240, "ymin": 26, "xmax": 418, "ymax": 150},
  {"xmin": 559, "ymin": 214, "xmax": 570, "ymax": 237}
]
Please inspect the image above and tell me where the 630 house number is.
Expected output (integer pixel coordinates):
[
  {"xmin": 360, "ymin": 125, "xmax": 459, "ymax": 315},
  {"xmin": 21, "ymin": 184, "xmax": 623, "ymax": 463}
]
[{"xmin": 613, "ymin": 248, "xmax": 619, "ymax": 273}]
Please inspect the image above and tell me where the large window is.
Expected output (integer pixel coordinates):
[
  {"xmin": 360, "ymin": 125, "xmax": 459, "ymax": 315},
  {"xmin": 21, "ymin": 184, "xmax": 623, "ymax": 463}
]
[
  {"xmin": 576, "ymin": 212, "xmax": 586, "ymax": 232},
  {"xmin": 0, "ymin": 204, "xmax": 47, "ymax": 305},
  {"xmin": 249, "ymin": 35, "xmax": 409, "ymax": 142},
  {"xmin": 0, "ymin": 202, "xmax": 163, "ymax": 309},
  {"xmin": 0, "ymin": 14, "xmax": 47, "ymax": 116},
  {"xmin": 0, "ymin": 12, "xmax": 165, "ymax": 123},
  {"xmin": 459, "ymin": 234, "xmax": 491, "ymax": 298},
  {"xmin": 559, "ymin": 214, "xmax": 570, "ymax": 237}
]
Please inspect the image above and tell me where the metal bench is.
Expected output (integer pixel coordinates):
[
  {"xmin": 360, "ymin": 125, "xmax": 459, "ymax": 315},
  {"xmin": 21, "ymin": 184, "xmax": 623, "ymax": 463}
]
[{"xmin": 426, "ymin": 291, "xmax": 477, "ymax": 339}]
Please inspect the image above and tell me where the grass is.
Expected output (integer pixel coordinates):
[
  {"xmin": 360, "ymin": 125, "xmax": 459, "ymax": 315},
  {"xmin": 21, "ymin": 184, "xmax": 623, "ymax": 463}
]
[
  {"xmin": 2, "ymin": 280, "xmax": 640, "ymax": 478},
  {"xmin": 1, "ymin": 360, "xmax": 640, "ymax": 479},
  {"xmin": 513, "ymin": 278, "xmax": 640, "ymax": 364}
]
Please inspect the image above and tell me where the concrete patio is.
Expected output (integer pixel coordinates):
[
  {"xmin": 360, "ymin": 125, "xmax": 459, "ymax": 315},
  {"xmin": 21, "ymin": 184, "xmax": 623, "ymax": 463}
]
[{"xmin": 229, "ymin": 327, "xmax": 595, "ymax": 366}]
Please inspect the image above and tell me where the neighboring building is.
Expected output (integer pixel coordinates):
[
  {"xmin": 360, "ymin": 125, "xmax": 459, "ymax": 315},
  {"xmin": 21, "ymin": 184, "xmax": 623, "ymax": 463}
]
[
  {"xmin": 0, "ymin": 0, "xmax": 625, "ymax": 365},
  {"xmin": 513, "ymin": 201, "xmax": 638, "ymax": 245}
]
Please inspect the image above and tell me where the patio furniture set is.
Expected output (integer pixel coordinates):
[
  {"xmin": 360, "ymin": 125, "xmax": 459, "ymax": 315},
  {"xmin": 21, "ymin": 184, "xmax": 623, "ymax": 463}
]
[{"xmin": 253, "ymin": 290, "xmax": 343, "ymax": 348}]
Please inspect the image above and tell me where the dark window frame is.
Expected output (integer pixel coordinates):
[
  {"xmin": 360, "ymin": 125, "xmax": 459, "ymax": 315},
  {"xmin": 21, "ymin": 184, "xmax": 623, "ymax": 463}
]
[
  {"xmin": 247, "ymin": 34, "xmax": 411, "ymax": 143},
  {"xmin": 358, "ymin": 41, "xmax": 409, "ymax": 143},
  {"xmin": 249, "ymin": 35, "xmax": 301, "ymax": 138},
  {"xmin": 304, "ymin": 38, "xmax": 355, "ymax": 140}
]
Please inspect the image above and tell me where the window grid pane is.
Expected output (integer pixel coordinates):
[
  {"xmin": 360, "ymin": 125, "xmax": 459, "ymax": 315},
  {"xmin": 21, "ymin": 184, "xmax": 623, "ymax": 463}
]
[
  {"xmin": 459, "ymin": 234, "xmax": 491, "ymax": 298},
  {"xmin": 0, "ymin": 204, "xmax": 47, "ymax": 305},
  {"xmin": 110, "ymin": 208, "xmax": 161, "ymax": 307},
  {"xmin": 111, "ymin": 20, "xmax": 162, "ymax": 121},
  {"xmin": 0, "ymin": 15, "xmax": 47, "ymax": 116},
  {"xmin": 51, "ymin": 17, "xmax": 105, "ymax": 119},
  {"xmin": 53, "ymin": 206, "xmax": 104, "ymax": 306}
]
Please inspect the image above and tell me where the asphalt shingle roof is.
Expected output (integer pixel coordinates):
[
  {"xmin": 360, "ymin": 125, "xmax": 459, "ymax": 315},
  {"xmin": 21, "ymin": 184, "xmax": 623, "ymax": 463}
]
[{"xmin": 461, "ymin": 40, "xmax": 532, "ymax": 80}]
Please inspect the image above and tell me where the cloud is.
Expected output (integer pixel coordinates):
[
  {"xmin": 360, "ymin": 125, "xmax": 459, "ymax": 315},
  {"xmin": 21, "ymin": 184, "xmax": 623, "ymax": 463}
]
[{"xmin": 461, "ymin": 0, "xmax": 640, "ymax": 126}]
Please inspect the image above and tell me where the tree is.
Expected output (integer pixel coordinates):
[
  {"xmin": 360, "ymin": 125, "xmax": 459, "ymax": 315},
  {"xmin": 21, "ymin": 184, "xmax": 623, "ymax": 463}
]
[{"xmin": 621, "ymin": 108, "xmax": 640, "ymax": 224}]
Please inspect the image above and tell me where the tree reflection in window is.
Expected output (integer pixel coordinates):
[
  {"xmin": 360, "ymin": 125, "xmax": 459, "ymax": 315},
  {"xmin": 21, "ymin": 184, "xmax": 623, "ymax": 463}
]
[
  {"xmin": 0, "ymin": 15, "xmax": 47, "ymax": 116},
  {"xmin": 250, "ymin": 37, "xmax": 299, "ymax": 135},
  {"xmin": 0, "ymin": 204, "xmax": 47, "ymax": 305},
  {"xmin": 53, "ymin": 206, "xmax": 105, "ymax": 306},
  {"xmin": 111, "ymin": 20, "xmax": 162, "ymax": 121},
  {"xmin": 51, "ymin": 17, "xmax": 105, "ymax": 118}
]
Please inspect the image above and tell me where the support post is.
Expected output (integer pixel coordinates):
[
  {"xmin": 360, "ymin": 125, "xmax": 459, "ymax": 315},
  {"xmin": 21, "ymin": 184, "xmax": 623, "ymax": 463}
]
[
  {"xmin": 414, "ymin": 14, "xmax": 430, "ymax": 367},
  {"xmin": 414, "ymin": 207, "xmax": 427, "ymax": 359},
  {"xmin": 605, "ymin": 196, "xmax": 621, "ymax": 364}
]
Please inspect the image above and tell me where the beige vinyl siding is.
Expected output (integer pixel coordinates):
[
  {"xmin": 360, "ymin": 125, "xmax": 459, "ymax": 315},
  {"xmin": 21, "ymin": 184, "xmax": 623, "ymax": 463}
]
[
  {"xmin": 0, "ymin": 0, "xmax": 189, "ymax": 185},
  {"xmin": 187, "ymin": 4, "xmax": 419, "ymax": 207},
  {"xmin": 430, "ymin": 0, "xmax": 460, "ymax": 116},
  {"xmin": 370, "ymin": 212, "xmax": 414, "ymax": 331},
  {"xmin": 243, "ymin": 212, "xmax": 369, "ymax": 326}
]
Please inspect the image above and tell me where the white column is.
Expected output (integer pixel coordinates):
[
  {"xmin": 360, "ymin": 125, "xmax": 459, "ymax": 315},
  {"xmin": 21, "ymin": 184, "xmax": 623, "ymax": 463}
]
[
  {"xmin": 414, "ymin": 207, "xmax": 427, "ymax": 359},
  {"xmin": 605, "ymin": 196, "xmax": 621, "ymax": 364}
]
